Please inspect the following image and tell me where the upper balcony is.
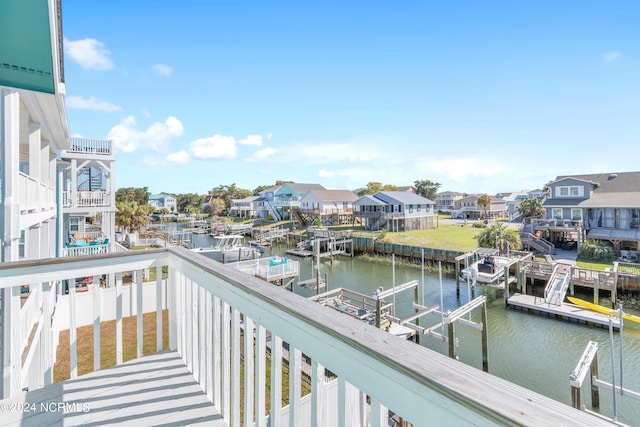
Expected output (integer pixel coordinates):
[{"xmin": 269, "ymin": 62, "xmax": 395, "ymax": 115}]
[
  {"xmin": 17, "ymin": 172, "xmax": 56, "ymax": 215},
  {"xmin": 62, "ymin": 190, "xmax": 112, "ymax": 209},
  {"xmin": 0, "ymin": 248, "xmax": 608, "ymax": 426},
  {"xmin": 59, "ymin": 137, "xmax": 114, "ymax": 161}
]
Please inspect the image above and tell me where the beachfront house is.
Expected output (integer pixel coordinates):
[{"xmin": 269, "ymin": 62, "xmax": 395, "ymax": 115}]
[
  {"xmin": 436, "ymin": 191, "xmax": 465, "ymax": 214},
  {"xmin": 297, "ymin": 189, "xmax": 359, "ymax": 226},
  {"xmin": 452, "ymin": 194, "xmax": 508, "ymax": 220},
  {"xmin": 229, "ymin": 195, "xmax": 259, "ymax": 218},
  {"xmin": 254, "ymin": 183, "xmax": 326, "ymax": 221},
  {"xmin": 540, "ymin": 172, "xmax": 640, "ymax": 258},
  {"xmin": 149, "ymin": 193, "xmax": 177, "ymax": 213},
  {"xmin": 353, "ymin": 191, "xmax": 435, "ymax": 231}
]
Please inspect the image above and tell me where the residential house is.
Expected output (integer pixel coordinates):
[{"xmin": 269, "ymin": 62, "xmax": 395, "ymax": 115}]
[
  {"xmin": 452, "ymin": 195, "xmax": 507, "ymax": 220},
  {"xmin": 149, "ymin": 193, "xmax": 177, "ymax": 213},
  {"xmin": 540, "ymin": 172, "xmax": 640, "ymax": 256},
  {"xmin": 297, "ymin": 189, "xmax": 359, "ymax": 226},
  {"xmin": 498, "ymin": 191, "xmax": 531, "ymax": 221},
  {"xmin": 353, "ymin": 191, "xmax": 435, "ymax": 231},
  {"xmin": 254, "ymin": 183, "xmax": 326, "ymax": 221},
  {"xmin": 436, "ymin": 191, "xmax": 465, "ymax": 213},
  {"xmin": 229, "ymin": 195, "xmax": 259, "ymax": 218},
  {"xmin": 58, "ymin": 138, "xmax": 116, "ymax": 251},
  {"xmin": 397, "ymin": 185, "xmax": 417, "ymax": 193}
]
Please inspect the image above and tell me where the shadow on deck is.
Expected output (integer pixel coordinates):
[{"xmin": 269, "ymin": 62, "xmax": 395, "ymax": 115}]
[{"xmin": 2, "ymin": 351, "xmax": 225, "ymax": 427}]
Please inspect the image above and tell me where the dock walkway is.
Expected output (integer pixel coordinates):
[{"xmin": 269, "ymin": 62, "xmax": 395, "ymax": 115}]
[{"xmin": 507, "ymin": 293, "xmax": 621, "ymax": 330}]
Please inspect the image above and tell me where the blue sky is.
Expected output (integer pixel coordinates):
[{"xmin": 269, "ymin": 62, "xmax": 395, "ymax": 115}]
[{"xmin": 61, "ymin": 1, "xmax": 640, "ymax": 196}]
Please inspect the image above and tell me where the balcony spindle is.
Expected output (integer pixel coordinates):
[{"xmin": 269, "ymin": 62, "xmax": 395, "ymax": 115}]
[
  {"xmin": 244, "ymin": 317, "xmax": 255, "ymax": 427},
  {"xmin": 222, "ymin": 302, "xmax": 231, "ymax": 421},
  {"xmin": 136, "ymin": 270, "xmax": 143, "ymax": 359},
  {"xmin": 231, "ymin": 308, "xmax": 241, "ymax": 427},
  {"xmin": 289, "ymin": 347, "xmax": 302, "ymax": 426},
  {"xmin": 198, "ymin": 286, "xmax": 206, "ymax": 386},
  {"xmin": 116, "ymin": 272, "xmax": 123, "ymax": 365},
  {"xmin": 213, "ymin": 295, "xmax": 222, "ymax": 410},
  {"xmin": 156, "ymin": 266, "xmax": 163, "ymax": 352},
  {"xmin": 270, "ymin": 335, "xmax": 283, "ymax": 427},
  {"xmin": 255, "ymin": 324, "xmax": 267, "ymax": 427},
  {"xmin": 93, "ymin": 276, "xmax": 101, "ymax": 372},
  {"xmin": 69, "ymin": 279, "xmax": 78, "ymax": 379}
]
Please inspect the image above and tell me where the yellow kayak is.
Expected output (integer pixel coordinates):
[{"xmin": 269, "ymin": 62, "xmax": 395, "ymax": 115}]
[{"xmin": 567, "ymin": 296, "xmax": 640, "ymax": 324}]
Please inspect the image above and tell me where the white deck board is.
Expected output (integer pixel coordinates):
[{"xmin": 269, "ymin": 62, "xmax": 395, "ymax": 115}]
[{"xmin": 1, "ymin": 351, "xmax": 226, "ymax": 427}]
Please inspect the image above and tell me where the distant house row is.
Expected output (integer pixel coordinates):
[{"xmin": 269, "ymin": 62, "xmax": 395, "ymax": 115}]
[{"xmin": 229, "ymin": 183, "xmax": 435, "ymax": 231}]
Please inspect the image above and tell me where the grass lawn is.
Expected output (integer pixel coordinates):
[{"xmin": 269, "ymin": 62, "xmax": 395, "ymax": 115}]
[
  {"xmin": 575, "ymin": 259, "xmax": 615, "ymax": 271},
  {"xmin": 380, "ymin": 224, "xmax": 479, "ymax": 252},
  {"xmin": 54, "ymin": 310, "xmax": 169, "ymax": 383}
]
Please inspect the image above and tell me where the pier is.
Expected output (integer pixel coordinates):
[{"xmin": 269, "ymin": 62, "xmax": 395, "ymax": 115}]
[{"xmin": 506, "ymin": 293, "xmax": 621, "ymax": 330}]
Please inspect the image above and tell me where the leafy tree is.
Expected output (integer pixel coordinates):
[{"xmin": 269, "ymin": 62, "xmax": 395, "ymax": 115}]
[
  {"xmin": 414, "ymin": 179, "xmax": 441, "ymax": 202},
  {"xmin": 175, "ymin": 193, "xmax": 205, "ymax": 213},
  {"xmin": 518, "ymin": 198, "xmax": 545, "ymax": 219},
  {"xmin": 253, "ymin": 184, "xmax": 271, "ymax": 195},
  {"xmin": 357, "ymin": 182, "xmax": 399, "ymax": 196},
  {"xmin": 477, "ymin": 194, "xmax": 492, "ymax": 218},
  {"xmin": 204, "ymin": 197, "xmax": 226, "ymax": 216},
  {"xmin": 209, "ymin": 183, "xmax": 253, "ymax": 212},
  {"xmin": 116, "ymin": 187, "xmax": 149, "ymax": 205},
  {"xmin": 475, "ymin": 222, "xmax": 521, "ymax": 254}
]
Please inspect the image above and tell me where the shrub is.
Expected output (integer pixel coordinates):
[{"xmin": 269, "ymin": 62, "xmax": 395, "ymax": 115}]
[{"xmin": 578, "ymin": 239, "xmax": 615, "ymax": 261}]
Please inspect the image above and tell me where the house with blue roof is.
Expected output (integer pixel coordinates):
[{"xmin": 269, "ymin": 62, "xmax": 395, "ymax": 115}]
[{"xmin": 353, "ymin": 191, "xmax": 435, "ymax": 231}]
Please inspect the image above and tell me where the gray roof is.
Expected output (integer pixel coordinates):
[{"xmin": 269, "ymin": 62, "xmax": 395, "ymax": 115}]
[
  {"xmin": 553, "ymin": 171, "xmax": 640, "ymax": 193},
  {"xmin": 377, "ymin": 191, "xmax": 434, "ymax": 205},
  {"xmin": 353, "ymin": 195, "xmax": 386, "ymax": 206},
  {"xmin": 306, "ymin": 190, "xmax": 359, "ymax": 203},
  {"xmin": 278, "ymin": 183, "xmax": 326, "ymax": 195},
  {"xmin": 547, "ymin": 171, "xmax": 640, "ymax": 208}
]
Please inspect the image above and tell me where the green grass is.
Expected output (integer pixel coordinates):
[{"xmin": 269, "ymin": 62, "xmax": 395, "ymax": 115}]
[
  {"xmin": 380, "ymin": 224, "xmax": 479, "ymax": 252},
  {"xmin": 575, "ymin": 259, "xmax": 614, "ymax": 271}
]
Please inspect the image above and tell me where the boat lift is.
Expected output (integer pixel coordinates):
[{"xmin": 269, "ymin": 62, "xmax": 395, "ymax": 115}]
[{"xmin": 570, "ymin": 307, "xmax": 640, "ymax": 424}]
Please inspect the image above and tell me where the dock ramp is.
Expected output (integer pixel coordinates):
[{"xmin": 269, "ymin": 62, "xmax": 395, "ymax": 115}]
[{"xmin": 544, "ymin": 263, "xmax": 572, "ymax": 306}]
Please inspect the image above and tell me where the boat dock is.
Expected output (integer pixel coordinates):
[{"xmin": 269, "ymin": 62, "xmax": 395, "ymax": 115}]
[{"xmin": 507, "ymin": 293, "xmax": 621, "ymax": 330}]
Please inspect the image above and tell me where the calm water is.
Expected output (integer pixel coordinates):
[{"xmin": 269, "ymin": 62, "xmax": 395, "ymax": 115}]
[{"xmin": 180, "ymin": 225, "xmax": 640, "ymax": 425}]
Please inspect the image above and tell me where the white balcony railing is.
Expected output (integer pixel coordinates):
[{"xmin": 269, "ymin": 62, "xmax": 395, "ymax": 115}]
[
  {"xmin": 18, "ymin": 172, "xmax": 55, "ymax": 213},
  {"xmin": 62, "ymin": 190, "xmax": 111, "ymax": 208},
  {"xmin": 68, "ymin": 137, "xmax": 112, "ymax": 155},
  {"xmin": 0, "ymin": 248, "xmax": 603, "ymax": 426}
]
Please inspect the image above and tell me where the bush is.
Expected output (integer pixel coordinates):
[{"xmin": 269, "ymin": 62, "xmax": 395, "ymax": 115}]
[{"xmin": 578, "ymin": 239, "xmax": 615, "ymax": 261}]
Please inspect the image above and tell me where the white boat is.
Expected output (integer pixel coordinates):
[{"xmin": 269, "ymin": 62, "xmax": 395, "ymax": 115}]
[
  {"xmin": 191, "ymin": 234, "xmax": 264, "ymax": 263},
  {"xmin": 461, "ymin": 255, "xmax": 514, "ymax": 285}
]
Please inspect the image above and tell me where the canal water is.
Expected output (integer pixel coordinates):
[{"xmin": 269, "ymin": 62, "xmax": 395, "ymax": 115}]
[{"xmin": 181, "ymin": 226, "xmax": 640, "ymax": 425}]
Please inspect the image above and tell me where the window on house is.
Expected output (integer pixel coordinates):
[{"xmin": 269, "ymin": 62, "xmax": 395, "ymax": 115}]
[
  {"xmin": 409, "ymin": 204, "xmax": 414, "ymax": 213},
  {"xmin": 417, "ymin": 205, "xmax": 421, "ymax": 212},
  {"xmin": 552, "ymin": 208, "xmax": 563, "ymax": 220},
  {"xmin": 571, "ymin": 209, "xmax": 582, "ymax": 220},
  {"xmin": 557, "ymin": 186, "xmax": 582, "ymax": 197},
  {"xmin": 70, "ymin": 217, "xmax": 80, "ymax": 232}
]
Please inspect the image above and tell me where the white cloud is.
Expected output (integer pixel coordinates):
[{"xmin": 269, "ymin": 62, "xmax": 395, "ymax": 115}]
[
  {"xmin": 246, "ymin": 147, "xmax": 278, "ymax": 162},
  {"xmin": 189, "ymin": 135, "xmax": 237, "ymax": 159},
  {"xmin": 239, "ymin": 135, "xmax": 263, "ymax": 146},
  {"xmin": 603, "ymin": 51, "xmax": 622, "ymax": 63},
  {"xmin": 64, "ymin": 38, "xmax": 114, "ymax": 71},
  {"xmin": 107, "ymin": 115, "xmax": 184, "ymax": 154},
  {"xmin": 66, "ymin": 96, "xmax": 120, "ymax": 112},
  {"xmin": 267, "ymin": 133, "xmax": 273, "ymax": 140},
  {"xmin": 318, "ymin": 169, "xmax": 335, "ymax": 178},
  {"xmin": 166, "ymin": 150, "xmax": 190, "ymax": 164},
  {"xmin": 152, "ymin": 64, "xmax": 173, "ymax": 76}
]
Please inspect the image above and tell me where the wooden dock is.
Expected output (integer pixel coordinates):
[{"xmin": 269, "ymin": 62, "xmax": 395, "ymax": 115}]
[{"xmin": 507, "ymin": 293, "xmax": 621, "ymax": 330}]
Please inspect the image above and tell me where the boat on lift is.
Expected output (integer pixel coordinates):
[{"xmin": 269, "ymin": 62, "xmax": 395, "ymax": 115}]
[
  {"xmin": 191, "ymin": 234, "xmax": 264, "ymax": 263},
  {"xmin": 461, "ymin": 255, "xmax": 515, "ymax": 285}
]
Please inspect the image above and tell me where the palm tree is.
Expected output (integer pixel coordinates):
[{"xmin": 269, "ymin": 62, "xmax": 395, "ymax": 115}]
[
  {"xmin": 116, "ymin": 202, "xmax": 151, "ymax": 233},
  {"xmin": 477, "ymin": 194, "xmax": 492, "ymax": 219},
  {"xmin": 518, "ymin": 197, "xmax": 545, "ymax": 220},
  {"xmin": 476, "ymin": 222, "xmax": 521, "ymax": 254}
]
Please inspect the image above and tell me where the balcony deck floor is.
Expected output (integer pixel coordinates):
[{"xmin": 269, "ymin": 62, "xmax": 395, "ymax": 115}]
[{"xmin": 1, "ymin": 350, "xmax": 226, "ymax": 426}]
